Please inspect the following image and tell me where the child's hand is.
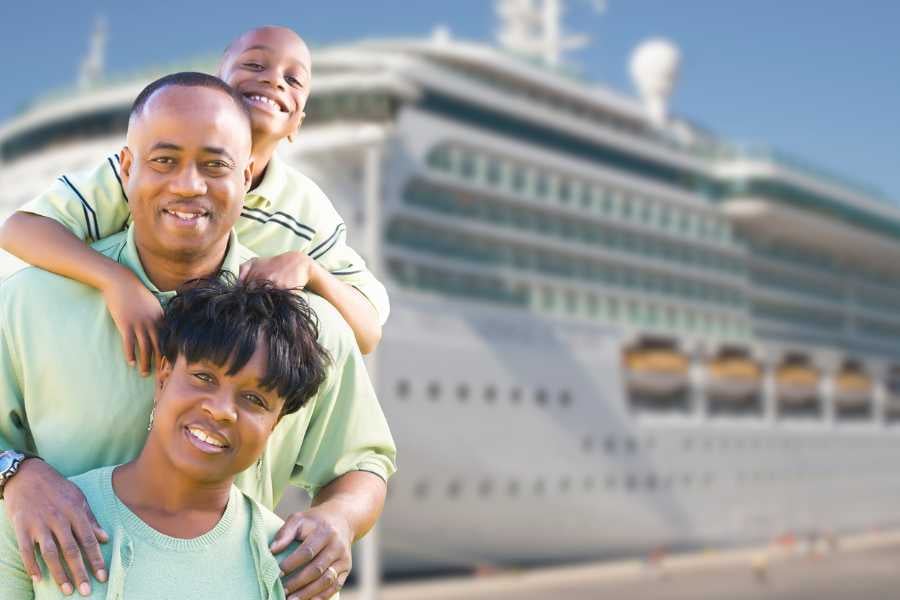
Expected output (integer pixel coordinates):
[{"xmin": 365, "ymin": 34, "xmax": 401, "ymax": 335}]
[
  {"xmin": 101, "ymin": 272, "xmax": 163, "ymax": 376},
  {"xmin": 239, "ymin": 251, "xmax": 318, "ymax": 290}
]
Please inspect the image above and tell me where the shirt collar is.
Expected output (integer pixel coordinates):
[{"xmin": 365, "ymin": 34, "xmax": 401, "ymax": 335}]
[
  {"xmin": 119, "ymin": 225, "xmax": 244, "ymax": 302},
  {"xmin": 244, "ymin": 152, "xmax": 288, "ymax": 210}
]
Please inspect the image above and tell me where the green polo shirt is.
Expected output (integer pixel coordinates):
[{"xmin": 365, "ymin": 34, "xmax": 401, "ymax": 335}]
[
  {"xmin": 0, "ymin": 226, "xmax": 396, "ymax": 507},
  {"xmin": 18, "ymin": 152, "xmax": 390, "ymax": 324}
]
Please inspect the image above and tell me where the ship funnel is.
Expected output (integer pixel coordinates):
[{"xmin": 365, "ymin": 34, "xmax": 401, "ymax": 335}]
[{"xmin": 629, "ymin": 38, "xmax": 681, "ymax": 128}]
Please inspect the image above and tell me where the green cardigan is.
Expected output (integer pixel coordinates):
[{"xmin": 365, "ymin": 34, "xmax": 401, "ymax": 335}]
[{"xmin": 0, "ymin": 466, "xmax": 296, "ymax": 599}]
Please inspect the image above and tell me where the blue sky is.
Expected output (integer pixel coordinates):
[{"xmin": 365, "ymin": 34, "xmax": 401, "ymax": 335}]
[{"xmin": 1, "ymin": 1, "xmax": 898, "ymax": 200}]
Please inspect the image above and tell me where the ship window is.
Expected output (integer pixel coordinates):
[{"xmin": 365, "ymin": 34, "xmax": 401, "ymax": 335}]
[
  {"xmin": 624, "ymin": 437, "xmax": 638, "ymax": 453},
  {"xmin": 535, "ymin": 172, "xmax": 549, "ymax": 199},
  {"xmin": 427, "ymin": 381, "xmax": 441, "ymax": 401},
  {"xmin": 484, "ymin": 385, "xmax": 498, "ymax": 404},
  {"xmin": 459, "ymin": 152, "xmax": 477, "ymax": 179},
  {"xmin": 604, "ymin": 436, "xmax": 617, "ymax": 454},
  {"xmin": 559, "ymin": 477, "xmax": 571, "ymax": 493},
  {"xmin": 507, "ymin": 480, "xmax": 521, "ymax": 496},
  {"xmin": 581, "ymin": 435, "xmax": 593, "ymax": 452},
  {"xmin": 510, "ymin": 387, "xmax": 523, "ymax": 404},
  {"xmin": 559, "ymin": 180, "xmax": 572, "ymax": 203},
  {"xmin": 533, "ymin": 479, "xmax": 546, "ymax": 495},
  {"xmin": 559, "ymin": 390, "xmax": 573, "ymax": 407},
  {"xmin": 486, "ymin": 158, "xmax": 503, "ymax": 186},
  {"xmin": 413, "ymin": 481, "xmax": 429, "ymax": 499},
  {"xmin": 644, "ymin": 474, "xmax": 658, "ymax": 490},
  {"xmin": 535, "ymin": 388, "xmax": 549, "ymax": 407},
  {"xmin": 456, "ymin": 383, "xmax": 470, "ymax": 402},
  {"xmin": 605, "ymin": 475, "xmax": 617, "ymax": 489},
  {"xmin": 478, "ymin": 480, "xmax": 494, "ymax": 497},
  {"xmin": 447, "ymin": 480, "xmax": 463, "ymax": 498},
  {"xmin": 625, "ymin": 474, "xmax": 638, "ymax": 491},
  {"xmin": 427, "ymin": 146, "xmax": 452, "ymax": 171},
  {"xmin": 395, "ymin": 379, "xmax": 411, "ymax": 400}
]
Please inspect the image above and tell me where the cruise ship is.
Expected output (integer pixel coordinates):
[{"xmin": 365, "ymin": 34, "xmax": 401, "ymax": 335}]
[{"xmin": 3, "ymin": 1, "xmax": 900, "ymax": 574}]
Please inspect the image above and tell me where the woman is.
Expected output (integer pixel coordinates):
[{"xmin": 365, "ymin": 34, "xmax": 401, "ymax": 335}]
[{"xmin": 0, "ymin": 276, "xmax": 330, "ymax": 599}]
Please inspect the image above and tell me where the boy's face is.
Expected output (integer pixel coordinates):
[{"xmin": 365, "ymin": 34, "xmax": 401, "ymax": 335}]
[
  {"xmin": 219, "ymin": 27, "xmax": 311, "ymax": 144},
  {"xmin": 151, "ymin": 346, "xmax": 286, "ymax": 484}
]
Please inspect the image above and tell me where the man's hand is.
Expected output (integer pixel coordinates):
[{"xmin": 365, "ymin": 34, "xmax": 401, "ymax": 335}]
[
  {"xmin": 239, "ymin": 251, "xmax": 317, "ymax": 291},
  {"xmin": 100, "ymin": 269, "xmax": 162, "ymax": 377},
  {"xmin": 3, "ymin": 459, "xmax": 108, "ymax": 597},
  {"xmin": 271, "ymin": 505, "xmax": 353, "ymax": 600}
]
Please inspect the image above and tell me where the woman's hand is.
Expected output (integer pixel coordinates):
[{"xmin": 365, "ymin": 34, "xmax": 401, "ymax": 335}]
[
  {"xmin": 271, "ymin": 505, "xmax": 353, "ymax": 600},
  {"xmin": 100, "ymin": 269, "xmax": 162, "ymax": 376}
]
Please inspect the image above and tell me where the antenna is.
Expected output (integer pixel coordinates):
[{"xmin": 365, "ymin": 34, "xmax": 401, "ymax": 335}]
[
  {"xmin": 496, "ymin": 0, "xmax": 598, "ymax": 67},
  {"xmin": 78, "ymin": 15, "xmax": 107, "ymax": 89}
]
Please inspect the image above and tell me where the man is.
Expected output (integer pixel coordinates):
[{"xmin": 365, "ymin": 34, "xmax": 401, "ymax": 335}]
[{"xmin": 0, "ymin": 72, "xmax": 395, "ymax": 600}]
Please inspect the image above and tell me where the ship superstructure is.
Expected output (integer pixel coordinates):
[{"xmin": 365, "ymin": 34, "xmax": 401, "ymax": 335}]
[{"xmin": 3, "ymin": 2, "xmax": 900, "ymax": 573}]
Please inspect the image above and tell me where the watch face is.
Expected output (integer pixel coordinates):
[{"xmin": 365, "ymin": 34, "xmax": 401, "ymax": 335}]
[{"xmin": 0, "ymin": 454, "xmax": 13, "ymax": 473}]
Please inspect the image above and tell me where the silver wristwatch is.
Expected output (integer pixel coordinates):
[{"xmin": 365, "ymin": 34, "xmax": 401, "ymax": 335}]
[{"xmin": 0, "ymin": 450, "xmax": 26, "ymax": 499}]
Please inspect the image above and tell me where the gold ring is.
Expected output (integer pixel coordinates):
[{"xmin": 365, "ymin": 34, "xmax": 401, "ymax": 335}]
[{"xmin": 325, "ymin": 566, "xmax": 339, "ymax": 583}]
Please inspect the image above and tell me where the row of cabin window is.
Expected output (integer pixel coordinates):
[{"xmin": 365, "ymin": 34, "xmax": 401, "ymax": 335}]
[
  {"xmin": 426, "ymin": 145, "xmax": 733, "ymax": 245},
  {"xmin": 394, "ymin": 379, "xmax": 573, "ymax": 408},
  {"xmin": 397, "ymin": 188, "xmax": 747, "ymax": 278}
]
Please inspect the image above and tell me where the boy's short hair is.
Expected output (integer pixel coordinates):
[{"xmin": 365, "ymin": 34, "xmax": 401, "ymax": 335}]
[
  {"xmin": 159, "ymin": 275, "xmax": 330, "ymax": 416},
  {"xmin": 129, "ymin": 71, "xmax": 252, "ymax": 131}
]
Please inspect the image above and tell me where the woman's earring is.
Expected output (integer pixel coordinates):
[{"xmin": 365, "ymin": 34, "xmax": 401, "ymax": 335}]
[{"xmin": 147, "ymin": 405, "xmax": 156, "ymax": 432}]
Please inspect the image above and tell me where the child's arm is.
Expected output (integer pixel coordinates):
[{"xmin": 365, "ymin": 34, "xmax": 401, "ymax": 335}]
[
  {"xmin": 239, "ymin": 252, "xmax": 382, "ymax": 354},
  {"xmin": 0, "ymin": 213, "xmax": 162, "ymax": 375}
]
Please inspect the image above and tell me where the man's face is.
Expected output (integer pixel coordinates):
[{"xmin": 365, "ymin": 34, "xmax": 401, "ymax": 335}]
[
  {"xmin": 152, "ymin": 347, "xmax": 285, "ymax": 484},
  {"xmin": 219, "ymin": 27, "xmax": 311, "ymax": 143},
  {"xmin": 120, "ymin": 86, "xmax": 253, "ymax": 261}
]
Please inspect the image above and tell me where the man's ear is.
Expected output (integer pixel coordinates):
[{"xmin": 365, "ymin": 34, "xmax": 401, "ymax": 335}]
[
  {"xmin": 243, "ymin": 159, "xmax": 255, "ymax": 193},
  {"xmin": 119, "ymin": 147, "xmax": 133, "ymax": 200}
]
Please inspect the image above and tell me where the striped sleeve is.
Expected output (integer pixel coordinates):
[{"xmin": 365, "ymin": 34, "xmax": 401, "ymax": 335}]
[
  {"xmin": 17, "ymin": 155, "xmax": 131, "ymax": 243},
  {"xmin": 304, "ymin": 192, "xmax": 391, "ymax": 326}
]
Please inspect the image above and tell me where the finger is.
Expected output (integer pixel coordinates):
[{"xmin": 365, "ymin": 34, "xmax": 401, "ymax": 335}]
[
  {"xmin": 13, "ymin": 526, "xmax": 41, "ymax": 583},
  {"xmin": 278, "ymin": 527, "xmax": 329, "ymax": 575},
  {"xmin": 238, "ymin": 259, "xmax": 253, "ymax": 281},
  {"xmin": 55, "ymin": 526, "xmax": 92, "ymax": 596},
  {"xmin": 72, "ymin": 520, "xmax": 107, "ymax": 583},
  {"xmin": 120, "ymin": 328, "xmax": 136, "ymax": 367},
  {"xmin": 135, "ymin": 327, "xmax": 151, "ymax": 376},
  {"xmin": 283, "ymin": 548, "xmax": 340, "ymax": 594},
  {"xmin": 36, "ymin": 532, "xmax": 71, "ymax": 594},
  {"xmin": 270, "ymin": 513, "xmax": 306, "ymax": 554},
  {"xmin": 286, "ymin": 566, "xmax": 340, "ymax": 600},
  {"xmin": 147, "ymin": 325, "xmax": 161, "ymax": 374}
]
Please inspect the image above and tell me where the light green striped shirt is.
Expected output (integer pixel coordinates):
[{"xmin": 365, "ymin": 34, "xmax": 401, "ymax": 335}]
[
  {"xmin": 0, "ymin": 226, "xmax": 396, "ymax": 507},
  {"xmin": 18, "ymin": 152, "xmax": 390, "ymax": 324}
]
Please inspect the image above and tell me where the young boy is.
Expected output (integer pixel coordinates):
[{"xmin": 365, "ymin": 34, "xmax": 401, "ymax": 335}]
[{"xmin": 0, "ymin": 26, "xmax": 387, "ymax": 374}]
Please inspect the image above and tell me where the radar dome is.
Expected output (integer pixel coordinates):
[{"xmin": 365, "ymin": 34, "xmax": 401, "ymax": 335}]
[{"xmin": 629, "ymin": 38, "xmax": 681, "ymax": 127}]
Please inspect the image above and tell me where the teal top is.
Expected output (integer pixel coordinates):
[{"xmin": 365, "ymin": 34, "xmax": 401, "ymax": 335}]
[
  {"xmin": 0, "ymin": 226, "xmax": 397, "ymax": 508},
  {"xmin": 0, "ymin": 466, "xmax": 296, "ymax": 600}
]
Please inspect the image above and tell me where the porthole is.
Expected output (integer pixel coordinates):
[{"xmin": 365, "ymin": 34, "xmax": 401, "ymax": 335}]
[
  {"xmin": 581, "ymin": 436, "xmax": 594, "ymax": 453},
  {"xmin": 604, "ymin": 436, "xmax": 617, "ymax": 454},
  {"xmin": 447, "ymin": 480, "xmax": 462, "ymax": 498},
  {"xmin": 457, "ymin": 383, "xmax": 470, "ymax": 402},
  {"xmin": 413, "ymin": 481, "xmax": 429, "ymax": 499},
  {"xmin": 427, "ymin": 381, "xmax": 441, "ymax": 402},
  {"xmin": 559, "ymin": 477, "xmax": 571, "ymax": 493},
  {"xmin": 396, "ymin": 379, "xmax": 411, "ymax": 400},
  {"xmin": 605, "ymin": 475, "xmax": 617, "ymax": 489},
  {"xmin": 559, "ymin": 390, "xmax": 573, "ymax": 408},
  {"xmin": 510, "ymin": 387, "xmax": 523, "ymax": 404},
  {"xmin": 478, "ymin": 480, "xmax": 494, "ymax": 497},
  {"xmin": 507, "ymin": 480, "xmax": 521, "ymax": 496},
  {"xmin": 535, "ymin": 388, "xmax": 549, "ymax": 407},
  {"xmin": 484, "ymin": 385, "xmax": 498, "ymax": 404},
  {"xmin": 534, "ymin": 479, "xmax": 546, "ymax": 495}
]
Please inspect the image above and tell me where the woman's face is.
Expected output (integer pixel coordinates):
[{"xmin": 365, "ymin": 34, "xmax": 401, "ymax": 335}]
[{"xmin": 151, "ymin": 345, "xmax": 285, "ymax": 483}]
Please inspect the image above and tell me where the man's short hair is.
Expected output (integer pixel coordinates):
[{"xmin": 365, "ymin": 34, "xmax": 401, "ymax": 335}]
[
  {"xmin": 158, "ymin": 275, "xmax": 330, "ymax": 416},
  {"xmin": 129, "ymin": 71, "xmax": 252, "ymax": 131}
]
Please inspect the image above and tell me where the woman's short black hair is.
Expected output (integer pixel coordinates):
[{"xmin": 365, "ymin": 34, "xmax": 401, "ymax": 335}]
[{"xmin": 158, "ymin": 275, "xmax": 330, "ymax": 416}]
